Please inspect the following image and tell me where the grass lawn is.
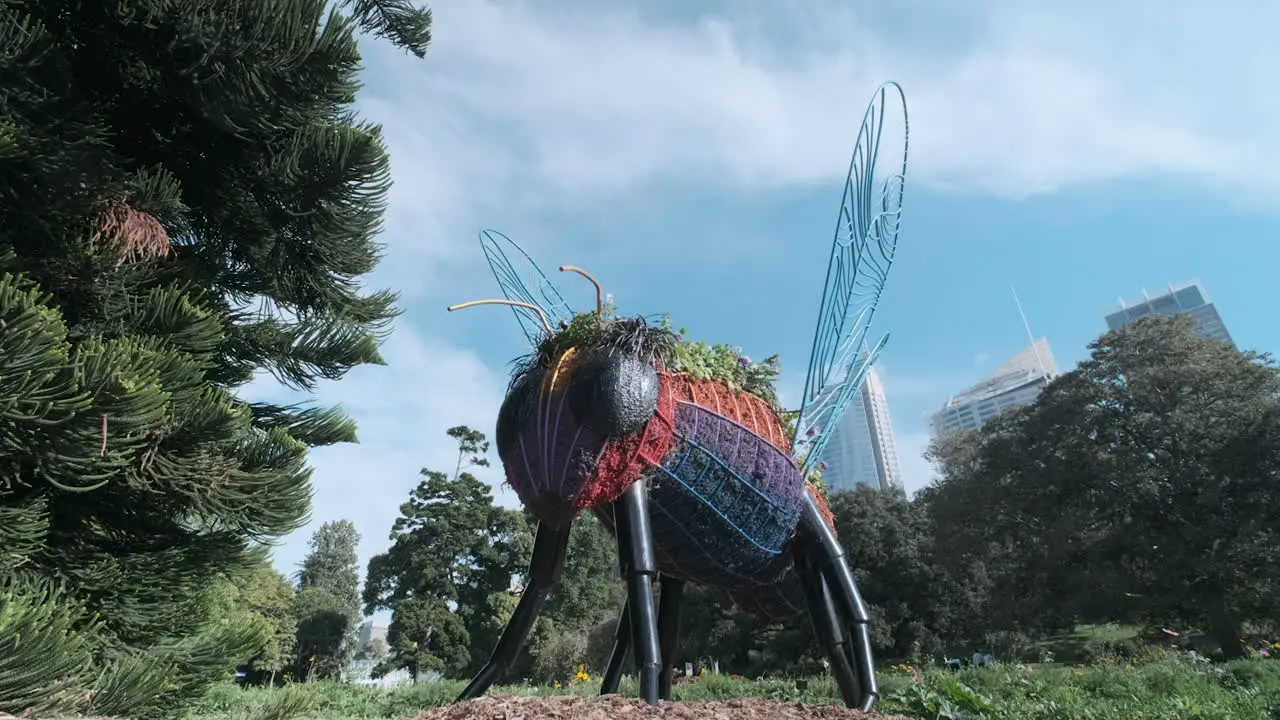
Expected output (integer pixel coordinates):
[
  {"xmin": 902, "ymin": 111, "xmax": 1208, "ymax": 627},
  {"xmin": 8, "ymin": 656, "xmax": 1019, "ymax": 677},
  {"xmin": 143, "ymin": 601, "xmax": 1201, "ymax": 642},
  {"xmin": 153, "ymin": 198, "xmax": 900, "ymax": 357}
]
[
  {"xmin": 187, "ymin": 653, "xmax": 1280, "ymax": 720},
  {"xmin": 1038, "ymin": 623, "xmax": 1144, "ymax": 663}
]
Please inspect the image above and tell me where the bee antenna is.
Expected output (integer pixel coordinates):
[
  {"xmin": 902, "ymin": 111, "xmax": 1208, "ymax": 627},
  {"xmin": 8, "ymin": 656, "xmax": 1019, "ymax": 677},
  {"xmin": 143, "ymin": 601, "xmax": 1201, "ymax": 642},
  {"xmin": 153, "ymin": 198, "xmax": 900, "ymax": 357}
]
[
  {"xmin": 446, "ymin": 299, "xmax": 554, "ymax": 336},
  {"xmin": 558, "ymin": 265, "xmax": 604, "ymax": 329}
]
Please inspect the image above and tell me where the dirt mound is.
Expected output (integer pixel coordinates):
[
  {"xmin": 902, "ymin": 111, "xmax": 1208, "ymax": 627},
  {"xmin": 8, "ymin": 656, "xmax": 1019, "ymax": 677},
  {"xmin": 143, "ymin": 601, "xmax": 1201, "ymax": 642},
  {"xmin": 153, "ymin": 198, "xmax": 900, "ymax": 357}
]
[{"xmin": 412, "ymin": 695, "xmax": 912, "ymax": 720}]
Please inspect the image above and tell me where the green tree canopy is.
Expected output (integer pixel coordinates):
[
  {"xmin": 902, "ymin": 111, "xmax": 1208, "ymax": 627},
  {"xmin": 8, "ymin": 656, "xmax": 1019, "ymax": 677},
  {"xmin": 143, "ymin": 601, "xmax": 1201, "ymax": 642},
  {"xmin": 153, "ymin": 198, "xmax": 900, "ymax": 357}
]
[
  {"xmin": 0, "ymin": 0, "xmax": 429, "ymax": 712},
  {"xmin": 921, "ymin": 315, "xmax": 1280, "ymax": 659},
  {"xmin": 363, "ymin": 427, "xmax": 530, "ymax": 678},
  {"xmin": 294, "ymin": 519, "xmax": 363, "ymax": 678},
  {"xmin": 828, "ymin": 486, "xmax": 965, "ymax": 661}
]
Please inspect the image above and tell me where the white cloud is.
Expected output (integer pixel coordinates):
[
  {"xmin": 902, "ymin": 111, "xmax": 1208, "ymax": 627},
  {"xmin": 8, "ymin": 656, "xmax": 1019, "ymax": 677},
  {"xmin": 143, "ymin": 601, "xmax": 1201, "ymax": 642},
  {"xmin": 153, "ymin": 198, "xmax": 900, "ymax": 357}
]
[
  {"xmin": 246, "ymin": 324, "xmax": 514, "ymax": 580},
  {"xmin": 257, "ymin": 0, "xmax": 1280, "ymax": 586},
  {"xmin": 364, "ymin": 0, "xmax": 1279, "ymax": 249},
  {"xmin": 894, "ymin": 431, "xmax": 938, "ymax": 498}
]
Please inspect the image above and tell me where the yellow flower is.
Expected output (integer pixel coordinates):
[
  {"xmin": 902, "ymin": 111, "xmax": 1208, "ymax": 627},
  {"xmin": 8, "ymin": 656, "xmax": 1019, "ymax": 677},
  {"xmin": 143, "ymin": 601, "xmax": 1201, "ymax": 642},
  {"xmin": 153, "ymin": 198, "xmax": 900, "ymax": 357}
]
[
  {"xmin": 554, "ymin": 682, "xmax": 562, "ymax": 689},
  {"xmin": 411, "ymin": 641, "xmax": 418, "ymax": 649}
]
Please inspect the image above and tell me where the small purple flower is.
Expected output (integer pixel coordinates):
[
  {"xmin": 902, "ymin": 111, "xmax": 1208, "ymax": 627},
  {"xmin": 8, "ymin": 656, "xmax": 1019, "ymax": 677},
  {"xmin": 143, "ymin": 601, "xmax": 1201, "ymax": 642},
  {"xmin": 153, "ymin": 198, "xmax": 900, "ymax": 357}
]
[
  {"xmin": 806, "ymin": 425, "xmax": 821, "ymax": 438},
  {"xmin": 737, "ymin": 356, "xmax": 751, "ymax": 369},
  {"xmin": 819, "ymin": 461, "xmax": 829, "ymax": 471}
]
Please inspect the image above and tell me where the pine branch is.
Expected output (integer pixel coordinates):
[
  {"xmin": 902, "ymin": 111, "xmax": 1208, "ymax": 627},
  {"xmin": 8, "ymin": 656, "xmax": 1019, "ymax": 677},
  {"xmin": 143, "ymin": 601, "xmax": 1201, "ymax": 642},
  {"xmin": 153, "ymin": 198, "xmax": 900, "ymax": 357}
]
[{"xmin": 339, "ymin": 0, "xmax": 432, "ymax": 58}]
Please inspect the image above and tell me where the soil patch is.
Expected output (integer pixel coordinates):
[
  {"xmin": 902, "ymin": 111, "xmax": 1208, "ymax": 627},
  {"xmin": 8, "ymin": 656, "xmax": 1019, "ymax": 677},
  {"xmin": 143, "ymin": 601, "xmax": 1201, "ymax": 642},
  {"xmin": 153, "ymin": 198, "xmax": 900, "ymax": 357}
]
[{"xmin": 412, "ymin": 695, "xmax": 913, "ymax": 720}]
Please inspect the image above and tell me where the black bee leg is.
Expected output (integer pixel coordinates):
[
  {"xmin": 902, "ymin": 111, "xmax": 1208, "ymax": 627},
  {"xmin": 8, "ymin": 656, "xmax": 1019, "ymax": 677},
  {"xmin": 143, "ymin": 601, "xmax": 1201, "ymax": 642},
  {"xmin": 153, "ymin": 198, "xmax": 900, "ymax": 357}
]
[
  {"xmin": 657, "ymin": 576, "xmax": 686, "ymax": 700},
  {"xmin": 455, "ymin": 522, "xmax": 572, "ymax": 702},
  {"xmin": 798, "ymin": 492, "xmax": 879, "ymax": 712},
  {"xmin": 600, "ymin": 601, "xmax": 630, "ymax": 694},
  {"xmin": 613, "ymin": 481, "xmax": 662, "ymax": 705},
  {"xmin": 794, "ymin": 547, "xmax": 862, "ymax": 707}
]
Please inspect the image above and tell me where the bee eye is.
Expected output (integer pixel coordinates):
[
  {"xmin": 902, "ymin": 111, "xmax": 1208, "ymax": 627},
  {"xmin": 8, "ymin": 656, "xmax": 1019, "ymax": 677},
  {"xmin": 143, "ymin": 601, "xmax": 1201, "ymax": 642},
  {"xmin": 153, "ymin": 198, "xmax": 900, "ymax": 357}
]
[{"xmin": 567, "ymin": 350, "xmax": 659, "ymax": 437}]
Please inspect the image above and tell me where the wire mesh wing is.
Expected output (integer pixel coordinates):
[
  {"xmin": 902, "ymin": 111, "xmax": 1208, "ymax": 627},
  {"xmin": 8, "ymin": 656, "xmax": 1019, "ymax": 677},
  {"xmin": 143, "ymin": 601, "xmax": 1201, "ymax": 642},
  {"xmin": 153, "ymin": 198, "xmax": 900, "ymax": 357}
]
[
  {"xmin": 479, "ymin": 229, "xmax": 576, "ymax": 346},
  {"xmin": 792, "ymin": 82, "xmax": 909, "ymax": 475}
]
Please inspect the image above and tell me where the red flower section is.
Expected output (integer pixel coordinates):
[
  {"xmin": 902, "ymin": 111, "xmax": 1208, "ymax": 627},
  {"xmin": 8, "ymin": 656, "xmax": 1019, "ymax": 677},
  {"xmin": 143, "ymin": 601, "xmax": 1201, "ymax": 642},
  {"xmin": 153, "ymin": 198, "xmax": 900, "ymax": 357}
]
[
  {"xmin": 664, "ymin": 373, "xmax": 791, "ymax": 453},
  {"xmin": 806, "ymin": 482, "xmax": 837, "ymax": 534}
]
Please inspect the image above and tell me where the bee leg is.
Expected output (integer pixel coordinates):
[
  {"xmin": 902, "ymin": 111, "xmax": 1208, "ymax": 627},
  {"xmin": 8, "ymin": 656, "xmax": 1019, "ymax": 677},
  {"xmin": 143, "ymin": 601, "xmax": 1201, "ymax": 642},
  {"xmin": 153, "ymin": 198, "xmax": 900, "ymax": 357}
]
[
  {"xmin": 657, "ymin": 576, "xmax": 685, "ymax": 700},
  {"xmin": 613, "ymin": 481, "xmax": 662, "ymax": 705},
  {"xmin": 798, "ymin": 491, "xmax": 879, "ymax": 712},
  {"xmin": 795, "ymin": 548, "xmax": 862, "ymax": 707},
  {"xmin": 599, "ymin": 601, "xmax": 630, "ymax": 694},
  {"xmin": 455, "ymin": 522, "xmax": 571, "ymax": 702}
]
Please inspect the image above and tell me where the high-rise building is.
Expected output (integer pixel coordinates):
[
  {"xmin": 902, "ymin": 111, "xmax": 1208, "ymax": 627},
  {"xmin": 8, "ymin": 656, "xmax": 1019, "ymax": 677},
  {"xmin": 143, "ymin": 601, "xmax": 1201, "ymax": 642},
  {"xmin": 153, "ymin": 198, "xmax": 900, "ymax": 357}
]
[
  {"xmin": 931, "ymin": 339, "xmax": 1059, "ymax": 438},
  {"xmin": 818, "ymin": 367, "xmax": 903, "ymax": 493},
  {"xmin": 1104, "ymin": 280, "xmax": 1234, "ymax": 348},
  {"xmin": 357, "ymin": 620, "xmax": 388, "ymax": 647}
]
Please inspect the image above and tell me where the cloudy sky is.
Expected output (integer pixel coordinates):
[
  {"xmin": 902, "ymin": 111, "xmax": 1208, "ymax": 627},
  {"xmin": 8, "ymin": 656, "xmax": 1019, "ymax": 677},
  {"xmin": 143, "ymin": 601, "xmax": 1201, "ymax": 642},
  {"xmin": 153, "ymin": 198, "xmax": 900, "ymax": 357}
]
[{"xmin": 248, "ymin": 0, "xmax": 1280, "ymax": 591}]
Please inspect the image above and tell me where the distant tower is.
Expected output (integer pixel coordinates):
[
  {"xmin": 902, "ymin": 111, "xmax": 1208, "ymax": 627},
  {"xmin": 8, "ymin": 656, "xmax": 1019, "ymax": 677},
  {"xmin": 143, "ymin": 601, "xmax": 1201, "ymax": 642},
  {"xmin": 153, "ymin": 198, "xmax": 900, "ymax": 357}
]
[
  {"xmin": 1104, "ymin": 280, "xmax": 1234, "ymax": 348},
  {"xmin": 357, "ymin": 620, "xmax": 388, "ymax": 647},
  {"xmin": 931, "ymin": 288, "xmax": 1059, "ymax": 439},
  {"xmin": 818, "ymin": 367, "xmax": 903, "ymax": 493},
  {"xmin": 931, "ymin": 339, "xmax": 1059, "ymax": 438}
]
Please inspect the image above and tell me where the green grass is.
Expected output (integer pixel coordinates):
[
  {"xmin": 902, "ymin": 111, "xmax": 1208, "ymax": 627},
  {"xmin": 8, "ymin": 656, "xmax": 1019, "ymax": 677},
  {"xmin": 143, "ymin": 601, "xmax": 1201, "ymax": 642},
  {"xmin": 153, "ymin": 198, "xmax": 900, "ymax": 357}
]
[
  {"xmin": 187, "ymin": 653, "xmax": 1280, "ymax": 720},
  {"xmin": 1039, "ymin": 623, "xmax": 1144, "ymax": 664}
]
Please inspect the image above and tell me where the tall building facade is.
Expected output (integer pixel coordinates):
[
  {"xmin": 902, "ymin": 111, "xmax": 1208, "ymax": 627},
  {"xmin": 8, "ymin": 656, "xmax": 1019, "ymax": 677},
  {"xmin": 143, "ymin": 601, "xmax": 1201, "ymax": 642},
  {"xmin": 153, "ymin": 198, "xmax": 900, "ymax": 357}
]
[
  {"xmin": 1104, "ymin": 280, "xmax": 1235, "ymax": 348},
  {"xmin": 931, "ymin": 339, "xmax": 1059, "ymax": 438},
  {"xmin": 818, "ymin": 367, "xmax": 903, "ymax": 493},
  {"xmin": 357, "ymin": 620, "xmax": 388, "ymax": 647}
]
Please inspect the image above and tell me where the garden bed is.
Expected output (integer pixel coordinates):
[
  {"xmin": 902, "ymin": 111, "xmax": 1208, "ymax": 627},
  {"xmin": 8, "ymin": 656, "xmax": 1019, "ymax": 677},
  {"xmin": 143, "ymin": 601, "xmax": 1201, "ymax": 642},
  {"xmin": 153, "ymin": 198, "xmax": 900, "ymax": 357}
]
[{"xmin": 413, "ymin": 695, "xmax": 910, "ymax": 720}]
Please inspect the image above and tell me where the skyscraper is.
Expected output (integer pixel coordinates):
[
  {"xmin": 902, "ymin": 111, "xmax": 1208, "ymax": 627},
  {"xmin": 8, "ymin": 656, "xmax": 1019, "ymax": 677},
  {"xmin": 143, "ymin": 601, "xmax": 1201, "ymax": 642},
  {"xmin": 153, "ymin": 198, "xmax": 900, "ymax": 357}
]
[
  {"xmin": 357, "ymin": 620, "xmax": 388, "ymax": 647},
  {"xmin": 931, "ymin": 339, "xmax": 1059, "ymax": 438},
  {"xmin": 818, "ymin": 367, "xmax": 903, "ymax": 493},
  {"xmin": 1104, "ymin": 280, "xmax": 1234, "ymax": 348}
]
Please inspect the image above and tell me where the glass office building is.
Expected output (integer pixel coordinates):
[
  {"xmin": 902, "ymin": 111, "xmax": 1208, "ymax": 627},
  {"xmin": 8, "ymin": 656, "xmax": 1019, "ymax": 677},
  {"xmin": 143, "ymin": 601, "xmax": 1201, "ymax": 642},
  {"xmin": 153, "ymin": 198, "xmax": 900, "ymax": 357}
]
[
  {"xmin": 818, "ymin": 367, "xmax": 904, "ymax": 493},
  {"xmin": 931, "ymin": 339, "xmax": 1059, "ymax": 438},
  {"xmin": 1103, "ymin": 280, "xmax": 1235, "ymax": 348}
]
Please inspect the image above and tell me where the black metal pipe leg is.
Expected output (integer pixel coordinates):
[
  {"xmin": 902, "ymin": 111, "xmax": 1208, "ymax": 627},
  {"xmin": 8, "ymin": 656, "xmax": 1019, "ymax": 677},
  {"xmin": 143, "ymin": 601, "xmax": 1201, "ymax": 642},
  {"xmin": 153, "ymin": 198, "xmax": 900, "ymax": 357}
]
[
  {"xmin": 614, "ymin": 481, "xmax": 661, "ymax": 705},
  {"xmin": 455, "ymin": 523, "xmax": 571, "ymax": 702},
  {"xmin": 657, "ymin": 576, "xmax": 685, "ymax": 700},
  {"xmin": 799, "ymin": 492, "xmax": 879, "ymax": 712},
  {"xmin": 795, "ymin": 551, "xmax": 862, "ymax": 708},
  {"xmin": 600, "ymin": 601, "xmax": 630, "ymax": 695}
]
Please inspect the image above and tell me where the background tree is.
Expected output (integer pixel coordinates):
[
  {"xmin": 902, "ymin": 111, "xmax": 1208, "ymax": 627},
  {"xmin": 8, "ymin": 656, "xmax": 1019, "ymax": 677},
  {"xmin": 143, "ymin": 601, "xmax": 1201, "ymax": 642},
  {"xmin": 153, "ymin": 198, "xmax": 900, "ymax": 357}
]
[
  {"xmin": 828, "ymin": 486, "xmax": 960, "ymax": 661},
  {"xmin": 293, "ymin": 520, "xmax": 362, "ymax": 678},
  {"xmin": 204, "ymin": 548, "xmax": 298, "ymax": 685},
  {"xmin": 523, "ymin": 514, "xmax": 624, "ymax": 682},
  {"xmin": 363, "ymin": 427, "xmax": 530, "ymax": 678},
  {"xmin": 0, "ymin": 0, "xmax": 430, "ymax": 713},
  {"xmin": 921, "ymin": 315, "xmax": 1280, "ymax": 659}
]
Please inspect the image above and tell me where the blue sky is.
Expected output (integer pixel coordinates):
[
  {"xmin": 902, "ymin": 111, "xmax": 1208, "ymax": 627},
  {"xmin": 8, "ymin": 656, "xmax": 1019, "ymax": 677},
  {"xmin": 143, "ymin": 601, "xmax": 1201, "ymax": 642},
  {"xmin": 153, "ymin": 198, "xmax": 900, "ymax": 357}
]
[{"xmin": 245, "ymin": 1, "xmax": 1280, "ymax": 589}]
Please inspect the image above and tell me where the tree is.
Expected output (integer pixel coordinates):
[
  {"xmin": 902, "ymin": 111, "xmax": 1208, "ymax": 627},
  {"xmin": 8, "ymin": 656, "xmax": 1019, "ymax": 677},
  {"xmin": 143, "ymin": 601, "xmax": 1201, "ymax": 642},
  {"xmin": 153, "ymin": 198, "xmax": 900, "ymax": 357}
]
[
  {"xmin": 523, "ymin": 514, "xmax": 624, "ymax": 680},
  {"xmin": 294, "ymin": 520, "xmax": 362, "ymax": 678},
  {"xmin": 363, "ymin": 427, "xmax": 531, "ymax": 678},
  {"xmin": 204, "ymin": 548, "xmax": 298, "ymax": 684},
  {"xmin": 922, "ymin": 316, "xmax": 1280, "ymax": 659},
  {"xmin": 0, "ymin": 0, "xmax": 430, "ymax": 712},
  {"xmin": 827, "ymin": 486, "xmax": 962, "ymax": 660}
]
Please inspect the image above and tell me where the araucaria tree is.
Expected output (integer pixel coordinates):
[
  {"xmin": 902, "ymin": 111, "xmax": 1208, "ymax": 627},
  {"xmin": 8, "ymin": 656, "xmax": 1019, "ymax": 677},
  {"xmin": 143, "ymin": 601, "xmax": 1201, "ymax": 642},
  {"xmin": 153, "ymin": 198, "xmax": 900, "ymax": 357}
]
[
  {"xmin": 923, "ymin": 315, "xmax": 1280, "ymax": 658},
  {"xmin": 0, "ymin": 0, "xmax": 429, "ymax": 715}
]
